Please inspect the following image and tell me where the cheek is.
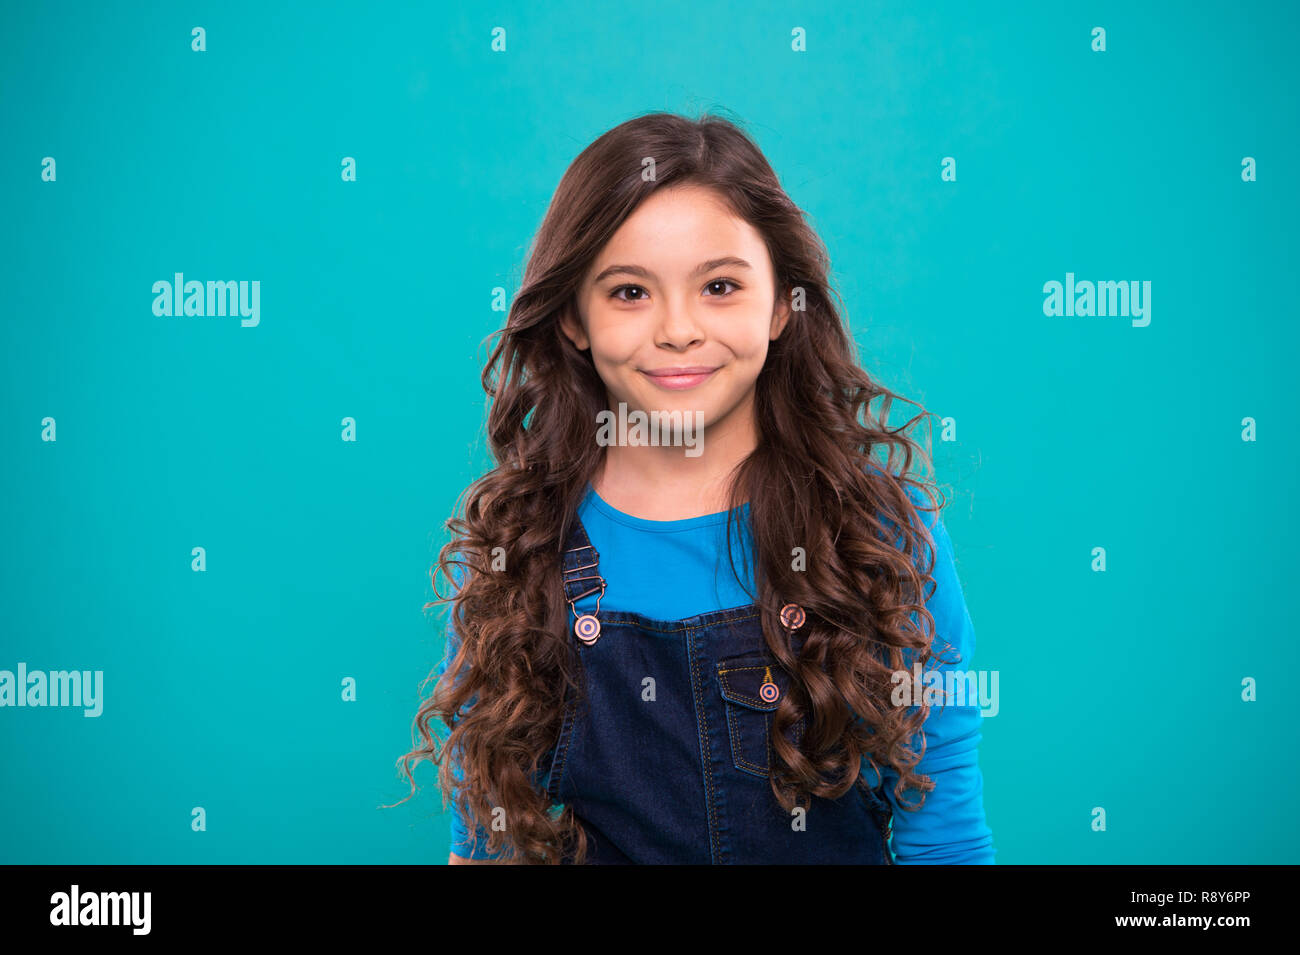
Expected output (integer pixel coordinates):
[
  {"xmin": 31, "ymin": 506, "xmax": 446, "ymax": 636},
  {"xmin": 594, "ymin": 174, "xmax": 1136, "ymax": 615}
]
[
  {"xmin": 593, "ymin": 340, "xmax": 641, "ymax": 369},
  {"xmin": 586, "ymin": 320, "xmax": 640, "ymax": 363},
  {"xmin": 727, "ymin": 328, "xmax": 773, "ymax": 364}
]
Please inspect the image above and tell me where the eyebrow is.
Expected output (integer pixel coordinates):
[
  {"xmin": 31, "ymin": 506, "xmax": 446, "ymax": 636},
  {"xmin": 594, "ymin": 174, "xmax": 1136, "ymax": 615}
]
[{"xmin": 590, "ymin": 256, "xmax": 753, "ymax": 285}]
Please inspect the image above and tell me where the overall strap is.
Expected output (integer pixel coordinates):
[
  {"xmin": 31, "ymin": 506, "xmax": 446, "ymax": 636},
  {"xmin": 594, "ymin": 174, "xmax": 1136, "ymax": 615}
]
[
  {"xmin": 546, "ymin": 515, "xmax": 602, "ymax": 805},
  {"xmin": 560, "ymin": 515, "xmax": 604, "ymax": 605}
]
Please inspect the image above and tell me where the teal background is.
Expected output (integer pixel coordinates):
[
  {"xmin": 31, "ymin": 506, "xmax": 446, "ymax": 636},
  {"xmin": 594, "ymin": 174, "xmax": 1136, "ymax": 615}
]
[{"xmin": 2, "ymin": 0, "xmax": 1296, "ymax": 863}]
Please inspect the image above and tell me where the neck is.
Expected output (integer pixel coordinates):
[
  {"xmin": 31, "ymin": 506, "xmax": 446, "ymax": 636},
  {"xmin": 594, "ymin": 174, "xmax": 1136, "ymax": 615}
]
[{"xmin": 593, "ymin": 395, "xmax": 757, "ymax": 521}]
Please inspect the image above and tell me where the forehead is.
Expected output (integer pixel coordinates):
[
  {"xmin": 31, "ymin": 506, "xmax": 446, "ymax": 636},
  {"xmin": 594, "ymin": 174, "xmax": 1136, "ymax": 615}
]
[{"xmin": 587, "ymin": 186, "xmax": 766, "ymax": 279}]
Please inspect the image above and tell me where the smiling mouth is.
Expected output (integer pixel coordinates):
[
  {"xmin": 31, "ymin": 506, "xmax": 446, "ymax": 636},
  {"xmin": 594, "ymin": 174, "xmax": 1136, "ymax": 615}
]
[{"xmin": 639, "ymin": 367, "xmax": 719, "ymax": 390}]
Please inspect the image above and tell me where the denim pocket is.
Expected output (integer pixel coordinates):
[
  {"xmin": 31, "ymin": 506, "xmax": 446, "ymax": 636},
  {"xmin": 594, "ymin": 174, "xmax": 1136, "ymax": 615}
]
[{"xmin": 716, "ymin": 652, "xmax": 803, "ymax": 779}]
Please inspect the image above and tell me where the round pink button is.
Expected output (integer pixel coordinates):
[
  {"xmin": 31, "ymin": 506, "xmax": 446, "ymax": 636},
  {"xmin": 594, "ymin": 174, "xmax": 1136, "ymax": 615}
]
[
  {"xmin": 574, "ymin": 613, "xmax": 601, "ymax": 644},
  {"xmin": 779, "ymin": 603, "xmax": 806, "ymax": 631}
]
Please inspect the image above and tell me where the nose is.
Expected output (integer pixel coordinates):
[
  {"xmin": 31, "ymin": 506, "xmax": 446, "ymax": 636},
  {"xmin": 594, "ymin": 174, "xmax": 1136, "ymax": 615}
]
[{"xmin": 654, "ymin": 294, "xmax": 705, "ymax": 350}]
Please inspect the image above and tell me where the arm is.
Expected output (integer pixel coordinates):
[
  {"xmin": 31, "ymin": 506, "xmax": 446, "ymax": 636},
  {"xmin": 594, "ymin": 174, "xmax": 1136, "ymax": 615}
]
[{"xmin": 869, "ymin": 502, "xmax": 996, "ymax": 864}]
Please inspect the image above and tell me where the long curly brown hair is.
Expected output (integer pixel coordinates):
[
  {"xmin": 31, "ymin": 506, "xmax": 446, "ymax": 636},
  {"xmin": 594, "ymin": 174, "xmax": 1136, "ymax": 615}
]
[{"xmin": 390, "ymin": 110, "xmax": 956, "ymax": 864}]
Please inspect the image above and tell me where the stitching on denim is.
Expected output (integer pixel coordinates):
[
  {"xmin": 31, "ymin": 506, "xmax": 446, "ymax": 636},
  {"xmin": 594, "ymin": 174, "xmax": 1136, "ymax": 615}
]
[
  {"xmin": 717, "ymin": 653, "xmax": 788, "ymax": 780},
  {"xmin": 717, "ymin": 664, "xmax": 780, "ymax": 709},
  {"xmin": 601, "ymin": 609, "xmax": 760, "ymax": 633},
  {"xmin": 546, "ymin": 695, "xmax": 576, "ymax": 802},
  {"xmin": 718, "ymin": 661, "xmax": 777, "ymax": 779},
  {"xmin": 723, "ymin": 698, "xmax": 769, "ymax": 778},
  {"xmin": 684, "ymin": 621, "xmax": 722, "ymax": 863}
]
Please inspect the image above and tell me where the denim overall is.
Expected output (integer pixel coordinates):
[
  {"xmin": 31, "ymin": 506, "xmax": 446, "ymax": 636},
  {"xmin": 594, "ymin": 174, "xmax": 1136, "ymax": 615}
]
[{"xmin": 544, "ymin": 514, "xmax": 895, "ymax": 865}]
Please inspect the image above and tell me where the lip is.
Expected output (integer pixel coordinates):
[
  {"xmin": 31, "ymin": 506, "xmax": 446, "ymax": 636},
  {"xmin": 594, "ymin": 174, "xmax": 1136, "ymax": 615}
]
[{"xmin": 639, "ymin": 366, "xmax": 719, "ymax": 390}]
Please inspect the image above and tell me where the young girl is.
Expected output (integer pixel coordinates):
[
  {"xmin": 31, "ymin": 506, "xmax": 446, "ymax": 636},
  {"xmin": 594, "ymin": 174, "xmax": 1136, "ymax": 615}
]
[{"xmin": 396, "ymin": 111, "xmax": 995, "ymax": 865}]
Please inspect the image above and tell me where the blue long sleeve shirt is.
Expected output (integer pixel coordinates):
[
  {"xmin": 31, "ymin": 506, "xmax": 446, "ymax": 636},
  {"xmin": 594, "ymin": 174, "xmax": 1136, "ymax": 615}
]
[{"xmin": 433, "ymin": 481, "xmax": 995, "ymax": 864}]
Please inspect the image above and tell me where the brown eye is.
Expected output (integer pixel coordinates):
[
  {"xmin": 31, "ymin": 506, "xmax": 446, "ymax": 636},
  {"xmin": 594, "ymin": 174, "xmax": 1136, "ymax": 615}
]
[
  {"xmin": 705, "ymin": 279, "xmax": 740, "ymax": 296},
  {"xmin": 611, "ymin": 285, "xmax": 648, "ymax": 302}
]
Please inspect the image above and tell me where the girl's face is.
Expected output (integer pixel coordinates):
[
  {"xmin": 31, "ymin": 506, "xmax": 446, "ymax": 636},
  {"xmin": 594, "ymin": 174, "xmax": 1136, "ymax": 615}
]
[{"xmin": 561, "ymin": 183, "xmax": 790, "ymax": 446}]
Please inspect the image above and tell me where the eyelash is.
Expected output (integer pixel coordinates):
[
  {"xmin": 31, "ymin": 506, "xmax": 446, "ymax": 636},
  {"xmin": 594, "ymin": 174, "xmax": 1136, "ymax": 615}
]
[{"xmin": 608, "ymin": 278, "xmax": 742, "ymax": 302}]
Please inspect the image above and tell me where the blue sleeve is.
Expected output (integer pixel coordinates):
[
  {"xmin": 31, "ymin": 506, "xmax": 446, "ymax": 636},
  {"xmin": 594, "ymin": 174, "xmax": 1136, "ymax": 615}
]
[
  {"xmin": 862, "ymin": 490, "xmax": 996, "ymax": 864},
  {"xmin": 433, "ymin": 558, "xmax": 505, "ymax": 862}
]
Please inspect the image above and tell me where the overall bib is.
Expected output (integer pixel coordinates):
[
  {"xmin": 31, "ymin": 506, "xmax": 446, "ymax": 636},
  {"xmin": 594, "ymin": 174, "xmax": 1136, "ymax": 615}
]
[{"xmin": 544, "ymin": 514, "xmax": 895, "ymax": 865}]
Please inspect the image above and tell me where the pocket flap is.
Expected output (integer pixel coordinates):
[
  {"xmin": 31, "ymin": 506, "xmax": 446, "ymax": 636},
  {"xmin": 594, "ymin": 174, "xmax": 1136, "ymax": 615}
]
[{"xmin": 717, "ymin": 653, "xmax": 787, "ymax": 712}]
